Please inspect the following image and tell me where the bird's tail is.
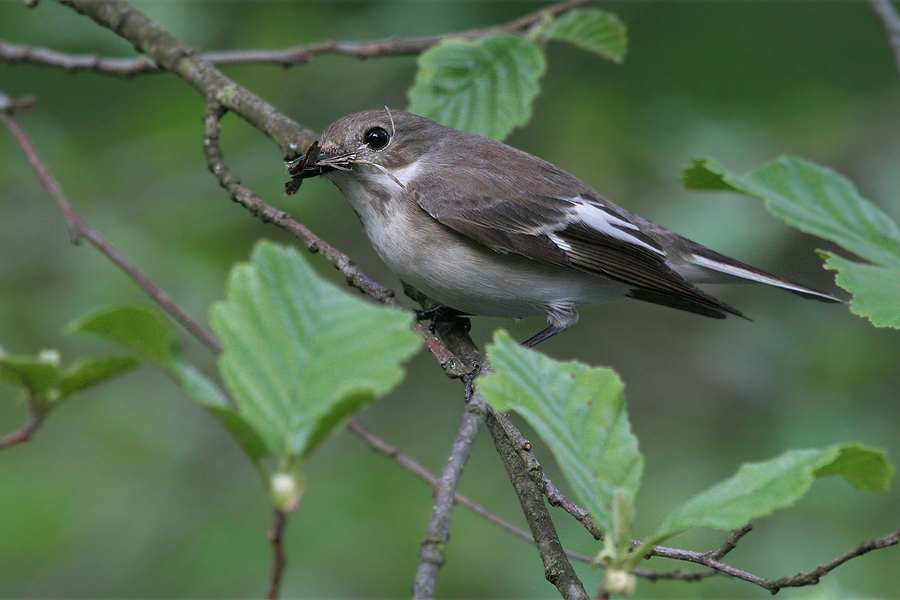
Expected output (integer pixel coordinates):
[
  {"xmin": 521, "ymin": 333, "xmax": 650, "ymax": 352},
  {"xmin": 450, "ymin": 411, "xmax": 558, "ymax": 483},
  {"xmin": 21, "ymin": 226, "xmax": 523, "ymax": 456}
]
[{"xmin": 676, "ymin": 242, "xmax": 842, "ymax": 303}]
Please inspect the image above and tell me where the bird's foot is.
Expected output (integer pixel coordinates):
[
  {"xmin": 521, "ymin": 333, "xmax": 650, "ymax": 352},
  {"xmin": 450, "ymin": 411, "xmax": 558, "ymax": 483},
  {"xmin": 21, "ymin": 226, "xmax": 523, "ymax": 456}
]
[
  {"xmin": 415, "ymin": 305, "xmax": 470, "ymax": 334},
  {"xmin": 461, "ymin": 361, "xmax": 481, "ymax": 402}
]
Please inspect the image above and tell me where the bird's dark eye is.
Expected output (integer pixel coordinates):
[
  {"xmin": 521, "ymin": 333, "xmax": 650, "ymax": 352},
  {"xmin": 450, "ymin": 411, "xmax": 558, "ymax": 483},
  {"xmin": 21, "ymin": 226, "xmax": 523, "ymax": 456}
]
[{"xmin": 364, "ymin": 127, "xmax": 390, "ymax": 150}]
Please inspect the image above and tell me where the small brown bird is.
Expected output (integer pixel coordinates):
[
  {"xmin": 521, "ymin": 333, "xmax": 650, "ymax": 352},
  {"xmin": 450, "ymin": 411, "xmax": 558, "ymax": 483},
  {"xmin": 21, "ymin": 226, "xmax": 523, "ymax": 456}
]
[{"xmin": 288, "ymin": 109, "xmax": 839, "ymax": 346}]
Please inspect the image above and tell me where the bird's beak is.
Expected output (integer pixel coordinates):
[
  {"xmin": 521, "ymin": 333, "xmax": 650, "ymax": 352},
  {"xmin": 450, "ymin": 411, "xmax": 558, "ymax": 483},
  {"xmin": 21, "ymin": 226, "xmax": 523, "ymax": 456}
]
[{"xmin": 285, "ymin": 142, "xmax": 355, "ymax": 195}]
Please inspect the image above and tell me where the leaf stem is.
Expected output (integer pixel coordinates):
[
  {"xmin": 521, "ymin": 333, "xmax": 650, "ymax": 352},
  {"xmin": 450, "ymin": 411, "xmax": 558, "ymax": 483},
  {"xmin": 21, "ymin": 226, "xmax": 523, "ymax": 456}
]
[{"xmin": 267, "ymin": 509, "xmax": 288, "ymax": 600}]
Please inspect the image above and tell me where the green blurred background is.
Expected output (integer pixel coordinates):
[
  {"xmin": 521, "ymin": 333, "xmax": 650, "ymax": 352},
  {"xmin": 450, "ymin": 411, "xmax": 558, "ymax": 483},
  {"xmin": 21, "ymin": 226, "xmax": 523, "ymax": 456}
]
[{"xmin": 1, "ymin": 1, "xmax": 898, "ymax": 597}]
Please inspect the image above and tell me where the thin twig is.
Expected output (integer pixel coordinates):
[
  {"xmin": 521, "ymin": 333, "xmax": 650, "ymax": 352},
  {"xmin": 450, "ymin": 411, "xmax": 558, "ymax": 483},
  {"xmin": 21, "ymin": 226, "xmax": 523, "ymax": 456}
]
[
  {"xmin": 413, "ymin": 394, "xmax": 487, "ymax": 598},
  {"xmin": 768, "ymin": 527, "xmax": 900, "ymax": 592},
  {"xmin": 868, "ymin": 0, "xmax": 900, "ymax": 76},
  {"xmin": 1, "ymin": 1, "xmax": 589, "ymax": 78},
  {"xmin": 0, "ymin": 405, "xmax": 47, "ymax": 450},
  {"xmin": 267, "ymin": 509, "xmax": 288, "ymax": 600},
  {"xmin": 0, "ymin": 90, "xmax": 223, "ymax": 354},
  {"xmin": 347, "ymin": 420, "xmax": 781, "ymax": 584},
  {"xmin": 705, "ymin": 525, "xmax": 753, "ymax": 561},
  {"xmin": 347, "ymin": 421, "xmax": 548, "ymax": 548}
]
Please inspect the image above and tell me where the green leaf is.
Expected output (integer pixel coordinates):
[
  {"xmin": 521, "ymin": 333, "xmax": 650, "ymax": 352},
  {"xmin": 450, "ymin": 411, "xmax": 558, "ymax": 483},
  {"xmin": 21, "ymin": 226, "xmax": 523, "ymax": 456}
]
[
  {"xmin": 68, "ymin": 304, "xmax": 178, "ymax": 366},
  {"xmin": 824, "ymin": 253, "xmax": 900, "ymax": 329},
  {"xmin": 814, "ymin": 444, "xmax": 893, "ymax": 492},
  {"xmin": 681, "ymin": 157, "xmax": 743, "ymax": 192},
  {"xmin": 548, "ymin": 9, "xmax": 628, "ymax": 63},
  {"xmin": 59, "ymin": 356, "xmax": 140, "ymax": 396},
  {"xmin": 209, "ymin": 240, "xmax": 421, "ymax": 458},
  {"xmin": 208, "ymin": 405, "xmax": 270, "ymax": 463},
  {"xmin": 0, "ymin": 352, "xmax": 61, "ymax": 396},
  {"xmin": 479, "ymin": 330, "xmax": 643, "ymax": 537},
  {"xmin": 408, "ymin": 33, "xmax": 546, "ymax": 141},
  {"xmin": 68, "ymin": 303, "xmax": 265, "ymax": 462},
  {"xmin": 645, "ymin": 444, "xmax": 891, "ymax": 549},
  {"xmin": 682, "ymin": 156, "xmax": 900, "ymax": 328}
]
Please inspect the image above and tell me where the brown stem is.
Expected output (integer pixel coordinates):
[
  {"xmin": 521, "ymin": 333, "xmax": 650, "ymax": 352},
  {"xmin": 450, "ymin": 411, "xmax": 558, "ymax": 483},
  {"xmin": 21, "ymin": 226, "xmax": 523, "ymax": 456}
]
[
  {"xmin": 0, "ymin": 405, "xmax": 47, "ymax": 450},
  {"xmin": 768, "ymin": 527, "xmax": 900, "ymax": 592},
  {"xmin": 267, "ymin": 509, "xmax": 288, "ymax": 600}
]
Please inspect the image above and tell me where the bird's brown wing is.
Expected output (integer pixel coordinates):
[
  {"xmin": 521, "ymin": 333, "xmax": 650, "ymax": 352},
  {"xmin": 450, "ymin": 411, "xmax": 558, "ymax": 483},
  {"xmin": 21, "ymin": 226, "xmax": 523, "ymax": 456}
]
[{"xmin": 411, "ymin": 170, "xmax": 743, "ymax": 319}]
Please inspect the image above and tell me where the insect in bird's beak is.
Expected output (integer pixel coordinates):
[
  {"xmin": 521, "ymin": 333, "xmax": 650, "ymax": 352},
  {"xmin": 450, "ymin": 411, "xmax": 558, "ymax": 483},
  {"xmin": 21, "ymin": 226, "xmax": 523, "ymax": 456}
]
[
  {"xmin": 285, "ymin": 141, "xmax": 357, "ymax": 195},
  {"xmin": 285, "ymin": 141, "xmax": 326, "ymax": 195}
]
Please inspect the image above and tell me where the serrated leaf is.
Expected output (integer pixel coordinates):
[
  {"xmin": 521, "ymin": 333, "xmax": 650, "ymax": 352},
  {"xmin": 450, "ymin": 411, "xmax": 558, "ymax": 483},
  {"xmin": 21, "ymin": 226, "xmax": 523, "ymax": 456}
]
[
  {"xmin": 68, "ymin": 304, "xmax": 178, "ymax": 366},
  {"xmin": 0, "ymin": 355, "xmax": 61, "ymax": 395},
  {"xmin": 209, "ymin": 241, "xmax": 421, "ymax": 458},
  {"xmin": 823, "ymin": 253, "xmax": 900, "ymax": 329},
  {"xmin": 814, "ymin": 444, "xmax": 893, "ymax": 492},
  {"xmin": 408, "ymin": 33, "xmax": 546, "ymax": 141},
  {"xmin": 644, "ymin": 444, "xmax": 891, "ymax": 549},
  {"xmin": 59, "ymin": 356, "xmax": 140, "ymax": 397},
  {"xmin": 548, "ymin": 9, "xmax": 627, "ymax": 63},
  {"xmin": 683, "ymin": 156, "xmax": 900, "ymax": 328},
  {"xmin": 479, "ymin": 330, "xmax": 642, "ymax": 536}
]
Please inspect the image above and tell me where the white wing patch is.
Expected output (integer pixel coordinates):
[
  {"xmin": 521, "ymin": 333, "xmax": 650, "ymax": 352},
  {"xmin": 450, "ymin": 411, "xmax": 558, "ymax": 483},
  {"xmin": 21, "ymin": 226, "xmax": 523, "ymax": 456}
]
[
  {"xmin": 565, "ymin": 197, "xmax": 666, "ymax": 256},
  {"xmin": 547, "ymin": 233, "xmax": 572, "ymax": 253}
]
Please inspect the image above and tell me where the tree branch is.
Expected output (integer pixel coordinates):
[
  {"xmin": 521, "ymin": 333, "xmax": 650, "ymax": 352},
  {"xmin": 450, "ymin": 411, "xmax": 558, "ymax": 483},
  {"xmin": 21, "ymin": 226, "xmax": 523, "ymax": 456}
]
[
  {"xmin": 1, "ymin": 89, "xmax": 223, "ymax": 355},
  {"xmin": 494, "ymin": 411, "xmax": 605, "ymax": 541},
  {"xmin": 413, "ymin": 394, "xmax": 487, "ymax": 598},
  {"xmin": 868, "ymin": 0, "xmax": 900, "ymax": 77},
  {"xmin": 2, "ymin": 0, "xmax": 588, "ymax": 78},
  {"xmin": 486, "ymin": 408, "xmax": 589, "ymax": 599}
]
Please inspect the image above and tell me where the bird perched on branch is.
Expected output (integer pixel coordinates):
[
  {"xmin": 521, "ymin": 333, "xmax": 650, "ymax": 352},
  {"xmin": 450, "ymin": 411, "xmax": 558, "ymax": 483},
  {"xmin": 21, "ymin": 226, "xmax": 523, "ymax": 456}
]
[{"xmin": 287, "ymin": 109, "xmax": 840, "ymax": 346}]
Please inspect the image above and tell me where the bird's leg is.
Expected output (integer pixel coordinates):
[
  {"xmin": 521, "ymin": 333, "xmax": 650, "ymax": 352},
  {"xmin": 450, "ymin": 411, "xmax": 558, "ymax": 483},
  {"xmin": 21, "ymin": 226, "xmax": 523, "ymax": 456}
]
[
  {"xmin": 461, "ymin": 361, "xmax": 481, "ymax": 402},
  {"xmin": 415, "ymin": 305, "xmax": 471, "ymax": 334},
  {"xmin": 522, "ymin": 308, "xmax": 576, "ymax": 347},
  {"xmin": 521, "ymin": 323, "xmax": 567, "ymax": 348}
]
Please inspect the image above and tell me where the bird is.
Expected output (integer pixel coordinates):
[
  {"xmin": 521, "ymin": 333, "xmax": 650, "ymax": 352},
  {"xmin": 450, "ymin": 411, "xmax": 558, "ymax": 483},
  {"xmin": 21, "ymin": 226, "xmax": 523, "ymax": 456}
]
[{"xmin": 286, "ymin": 108, "xmax": 840, "ymax": 347}]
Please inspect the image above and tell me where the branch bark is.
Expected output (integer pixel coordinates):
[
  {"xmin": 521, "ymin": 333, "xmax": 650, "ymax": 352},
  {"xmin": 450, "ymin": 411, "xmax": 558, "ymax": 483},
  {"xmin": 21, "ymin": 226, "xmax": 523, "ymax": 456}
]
[
  {"xmin": 413, "ymin": 395, "xmax": 487, "ymax": 598},
  {"xmin": 486, "ymin": 408, "xmax": 589, "ymax": 599},
  {"xmin": 2, "ymin": 0, "xmax": 588, "ymax": 78}
]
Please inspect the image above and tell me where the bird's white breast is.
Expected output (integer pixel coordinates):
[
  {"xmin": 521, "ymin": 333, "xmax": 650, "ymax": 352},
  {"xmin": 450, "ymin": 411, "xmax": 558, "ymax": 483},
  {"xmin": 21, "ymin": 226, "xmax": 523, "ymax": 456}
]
[{"xmin": 328, "ymin": 164, "xmax": 630, "ymax": 319}]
